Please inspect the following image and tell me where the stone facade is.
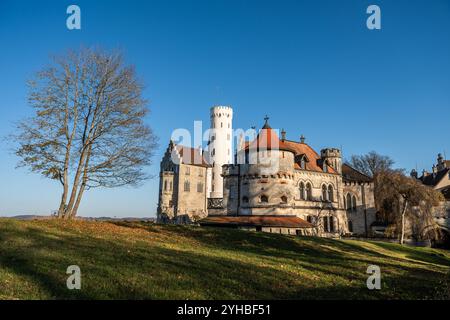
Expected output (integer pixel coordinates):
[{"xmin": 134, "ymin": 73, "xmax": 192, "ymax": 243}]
[
  {"xmin": 157, "ymin": 141, "xmax": 210, "ymax": 223},
  {"xmin": 157, "ymin": 111, "xmax": 377, "ymax": 237},
  {"xmin": 217, "ymin": 120, "xmax": 376, "ymax": 236}
]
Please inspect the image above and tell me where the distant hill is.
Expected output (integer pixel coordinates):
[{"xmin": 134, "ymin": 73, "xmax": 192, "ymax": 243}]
[
  {"xmin": 4, "ymin": 215, "xmax": 155, "ymax": 222},
  {"xmin": 0, "ymin": 218, "xmax": 449, "ymax": 299},
  {"xmin": 8, "ymin": 215, "xmax": 49, "ymax": 220}
]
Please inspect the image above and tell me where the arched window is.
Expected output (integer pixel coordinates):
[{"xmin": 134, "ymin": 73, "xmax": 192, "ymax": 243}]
[
  {"xmin": 184, "ymin": 180, "xmax": 190, "ymax": 192},
  {"xmin": 328, "ymin": 185, "xmax": 334, "ymax": 202},
  {"xmin": 346, "ymin": 193, "xmax": 352, "ymax": 210},
  {"xmin": 242, "ymin": 196, "xmax": 249, "ymax": 203},
  {"xmin": 352, "ymin": 195, "xmax": 357, "ymax": 211},
  {"xmin": 322, "ymin": 185, "xmax": 328, "ymax": 201},
  {"xmin": 306, "ymin": 183, "xmax": 312, "ymax": 200},
  {"xmin": 260, "ymin": 195, "xmax": 268, "ymax": 203},
  {"xmin": 164, "ymin": 180, "xmax": 168, "ymax": 191},
  {"xmin": 343, "ymin": 195, "xmax": 346, "ymax": 209},
  {"xmin": 299, "ymin": 182, "xmax": 305, "ymax": 200},
  {"xmin": 281, "ymin": 196, "xmax": 287, "ymax": 203}
]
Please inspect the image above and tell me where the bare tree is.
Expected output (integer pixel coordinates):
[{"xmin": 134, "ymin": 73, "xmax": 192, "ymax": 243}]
[
  {"xmin": 348, "ymin": 151, "xmax": 394, "ymax": 178},
  {"xmin": 347, "ymin": 151, "xmax": 400, "ymax": 220},
  {"xmin": 376, "ymin": 171, "xmax": 443, "ymax": 244},
  {"xmin": 13, "ymin": 48, "xmax": 158, "ymax": 219}
]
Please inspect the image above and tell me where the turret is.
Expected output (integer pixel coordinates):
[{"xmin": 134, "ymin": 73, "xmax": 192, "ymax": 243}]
[
  {"xmin": 320, "ymin": 148, "xmax": 342, "ymax": 174},
  {"xmin": 207, "ymin": 105, "xmax": 233, "ymax": 198}
]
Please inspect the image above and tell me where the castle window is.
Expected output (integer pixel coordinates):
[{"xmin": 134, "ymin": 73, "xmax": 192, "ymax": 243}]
[
  {"xmin": 299, "ymin": 182, "xmax": 305, "ymax": 200},
  {"xmin": 212, "ymin": 149, "xmax": 215, "ymax": 156},
  {"xmin": 323, "ymin": 163, "xmax": 328, "ymax": 173},
  {"xmin": 323, "ymin": 217, "xmax": 329, "ymax": 232},
  {"xmin": 300, "ymin": 158, "xmax": 306, "ymax": 169},
  {"xmin": 322, "ymin": 216, "xmax": 334, "ymax": 232},
  {"xmin": 260, "ymin": 195, "xmax": 268, "ymax": 203},
  {"xmin": 348, "ymin": 221, "xmax": 353, "ymax": 233},
  {"xmin": 221, "ymin": 122, "xmax": 223, "ymax": 128},
  {"xmin": 164, "ymin": 180, "xmax": 168, "ymax": 191},
  {"xmin": 170, "ymin": 181, "xmax": 173, "ymax": 191},
  {"xmin": 281, "ymin": 196, "xmax": 287, "ymax": 203},
  {"xmin": 328, "ymin": 185, "xmax": 334, "ymax": 202},
  {"xmin": 197, "ymin": 182, "xmax": 203, "ymax": 193},
  {"xmin": 322, "ymin": 185, "xmax": 328, "ymax": 201},
  {"xmin": 306, "ymin": 183, "xmax": 312, "ymax": 200},
  {"xmin": 352, "ymin": 195, "xmax": 357, "ymax": 211},
  {"xmin": 346, "ymin": 193, "xmax": 352, "ymax": 210},
  {"xmin": 329, "ymin": 216, "xmax": 335, "ymax": 232},
  {"xmin": 242, "ymin": 196, "xmax": 249, "ymax": 203},
  {"xmin": 307, "ymin": 215, "xmax": 312, "ymax": 223},
  {"xmin": 185, "ymin": 167, "xmax": 190, "ymax": 175},
  {"xmin": 184, "ymin": 180, "xmax": 190, "ymax": 192}
]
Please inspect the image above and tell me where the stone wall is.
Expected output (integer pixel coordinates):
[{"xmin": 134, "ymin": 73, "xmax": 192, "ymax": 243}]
[{"xmin": 175, "ymin": 164, "xmax": 208, "ymax": 221}]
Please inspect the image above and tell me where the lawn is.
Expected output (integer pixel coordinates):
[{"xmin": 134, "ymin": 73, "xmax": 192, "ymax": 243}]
[{"xmin": 0, "ymin": 218, "xmax": 449, "ymax": 299}]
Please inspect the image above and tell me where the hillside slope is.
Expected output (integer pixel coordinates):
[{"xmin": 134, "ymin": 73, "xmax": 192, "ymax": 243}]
[{"xmin": 0, "ymin": 218, "xmax": 449, "ymax": 299}]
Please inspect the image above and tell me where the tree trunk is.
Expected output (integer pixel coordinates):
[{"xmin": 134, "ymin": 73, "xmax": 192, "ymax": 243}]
[
  {"xmin": 71, "ymin": 182, "xmax": 86, "ymax": 218},
  {"xmin": 400, "ymin": 199, "xmax": 408, "ymax": 245},
  {"xmin": 57, "ymin": 188, "xmax": 68, "ymax": 218}
]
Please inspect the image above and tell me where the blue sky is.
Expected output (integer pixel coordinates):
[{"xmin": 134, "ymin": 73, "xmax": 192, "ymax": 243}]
[{"xmin": 0, "ymin": 0, "xmax": 449, "ymax": 217}]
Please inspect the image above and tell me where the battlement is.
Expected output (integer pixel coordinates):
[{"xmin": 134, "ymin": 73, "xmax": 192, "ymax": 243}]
[
  {"xmin": 210, "ymin": 105, "xmax": 233, "ymax": 118},
  {"xmin": 210, "ymin": 105, "xmax": 232, "ymax": 111},
  {"xmin": 321, "ymin": 148, "xmax": 341, "ymax": 158}
]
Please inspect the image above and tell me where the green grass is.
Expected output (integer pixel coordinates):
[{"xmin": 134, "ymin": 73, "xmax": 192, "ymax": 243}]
[{"xmin": 0, "ymin": 218, "xmax": 449, "ymax": 300}]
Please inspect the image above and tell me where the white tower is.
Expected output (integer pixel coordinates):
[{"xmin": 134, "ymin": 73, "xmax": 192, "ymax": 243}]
[{"xmin": 207, "ymin": 106, "xmax": 233, "ymax": 198}]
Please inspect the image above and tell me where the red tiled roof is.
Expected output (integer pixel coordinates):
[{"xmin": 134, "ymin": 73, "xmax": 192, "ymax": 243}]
[
  {"xmin": 245, "ymin": 127, "xmax": 295, "ymax": 153},
  {"xmin": 199, "ymin": 215, "xmax": 315, "ymax": 228},
  {"xmin": 284, "ymin": 140, "xmax": 336, "ymax": 174},
  {"xmin": 242, "ymin": 120, "xmax": 337, "ymax": 174},
  {"xmin": 175, "ymin": 145, "xmax": 210, "ymax": 167}
]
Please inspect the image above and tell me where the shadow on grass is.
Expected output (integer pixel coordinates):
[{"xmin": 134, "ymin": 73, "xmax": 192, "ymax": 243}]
[{"xmin": 0, "ymin": 219, "xmax": 448, "ymax": 299}]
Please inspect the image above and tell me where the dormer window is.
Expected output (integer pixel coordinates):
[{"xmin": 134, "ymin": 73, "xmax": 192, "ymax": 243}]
[{"xmin": 300, "ymin": 158, "xmax": 306, "ymax": 169}]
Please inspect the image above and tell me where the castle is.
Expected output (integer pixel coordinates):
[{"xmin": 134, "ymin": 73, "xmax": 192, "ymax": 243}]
[{"xmin": 157, "ymin": 106, "xmax": 376, "ymax": 237}]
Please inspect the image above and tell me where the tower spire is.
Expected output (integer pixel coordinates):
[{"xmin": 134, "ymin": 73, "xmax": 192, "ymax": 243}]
[{"xmin": 262, "ymin": 115, "xmax": 271, "ymax": 129}]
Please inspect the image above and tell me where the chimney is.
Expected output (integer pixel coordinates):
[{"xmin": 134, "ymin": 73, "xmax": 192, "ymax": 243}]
[
  {"xmin": 300, "ymin": 134, "xmax": 305, "ymax": 144},
  {"xmin": 281, "ymin": 129, "xmax": 286, "ymax": 142}
]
